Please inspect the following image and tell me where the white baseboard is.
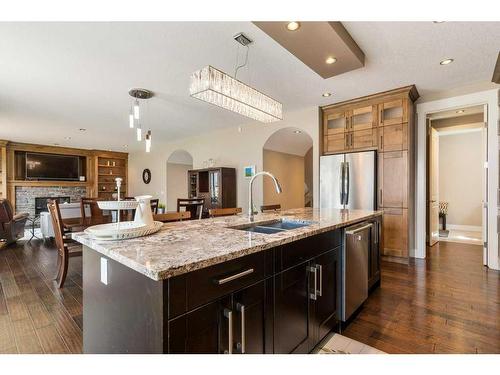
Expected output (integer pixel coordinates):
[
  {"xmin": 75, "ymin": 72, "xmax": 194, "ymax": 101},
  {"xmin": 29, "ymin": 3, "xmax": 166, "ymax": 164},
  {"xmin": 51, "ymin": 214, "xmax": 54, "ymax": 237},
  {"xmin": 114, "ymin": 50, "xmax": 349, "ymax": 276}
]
[{"xmin": 447, "ymin": 224, "xmax": 482, "ymax": 232}]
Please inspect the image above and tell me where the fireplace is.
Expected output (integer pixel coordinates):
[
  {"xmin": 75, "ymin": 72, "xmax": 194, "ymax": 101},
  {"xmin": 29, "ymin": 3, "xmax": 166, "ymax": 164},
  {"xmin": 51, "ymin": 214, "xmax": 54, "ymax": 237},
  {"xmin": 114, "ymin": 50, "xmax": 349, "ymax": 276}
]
[{"xmin": 34, "ymin": 196, "xmax": 71, "ymax": 215}]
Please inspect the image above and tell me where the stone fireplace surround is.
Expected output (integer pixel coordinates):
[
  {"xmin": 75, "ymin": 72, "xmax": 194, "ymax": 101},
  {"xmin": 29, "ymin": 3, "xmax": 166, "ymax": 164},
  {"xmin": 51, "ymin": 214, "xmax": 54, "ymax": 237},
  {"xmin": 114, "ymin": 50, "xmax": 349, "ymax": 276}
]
[{"xmin": 15, "ymin": 186, "xmax": 87, "ymax": 218}]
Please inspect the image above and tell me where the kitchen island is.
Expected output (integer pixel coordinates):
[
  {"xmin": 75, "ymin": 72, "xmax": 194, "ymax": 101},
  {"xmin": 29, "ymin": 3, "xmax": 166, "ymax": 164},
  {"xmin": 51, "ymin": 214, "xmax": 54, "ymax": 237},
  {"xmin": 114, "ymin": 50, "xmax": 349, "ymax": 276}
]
[{"xmin": 73, "ymin": 208, "xmax": 382, "ymax": 354}]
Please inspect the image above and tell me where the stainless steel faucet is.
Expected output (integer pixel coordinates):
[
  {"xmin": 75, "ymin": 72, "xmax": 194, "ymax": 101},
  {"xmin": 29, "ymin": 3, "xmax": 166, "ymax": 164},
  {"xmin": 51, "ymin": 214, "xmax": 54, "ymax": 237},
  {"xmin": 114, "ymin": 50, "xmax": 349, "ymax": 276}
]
[{"xmin": 248, "ymin": 171, "xmax": 282, "ymax": 221}]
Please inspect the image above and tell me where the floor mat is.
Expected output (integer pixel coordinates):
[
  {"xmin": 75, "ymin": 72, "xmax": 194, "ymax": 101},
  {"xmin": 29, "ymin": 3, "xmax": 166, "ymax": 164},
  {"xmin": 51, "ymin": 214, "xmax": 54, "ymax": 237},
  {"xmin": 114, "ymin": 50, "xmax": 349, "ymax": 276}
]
[{"xmin": 316, "ymin": 333, "xmax": 385, "ymax": 354}]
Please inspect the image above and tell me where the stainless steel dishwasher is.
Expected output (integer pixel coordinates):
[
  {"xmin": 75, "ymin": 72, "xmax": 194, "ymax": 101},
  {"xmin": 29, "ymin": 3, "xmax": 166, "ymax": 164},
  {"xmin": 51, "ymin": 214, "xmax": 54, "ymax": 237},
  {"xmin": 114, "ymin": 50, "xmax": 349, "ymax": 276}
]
[{"xmin": 341, "ymin": 221, "xmax": 372, "ymax": 321}]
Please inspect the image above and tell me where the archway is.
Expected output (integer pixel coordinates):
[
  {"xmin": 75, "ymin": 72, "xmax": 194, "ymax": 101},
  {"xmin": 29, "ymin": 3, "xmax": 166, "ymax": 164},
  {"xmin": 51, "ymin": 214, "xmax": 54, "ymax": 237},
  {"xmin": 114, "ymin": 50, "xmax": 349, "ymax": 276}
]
[
  {"xmin": 262, "ymin": 127, "xmax": 313, "ymax": 210},
  {"xmin": 166, "ymin": 150, "xmax": 193, "ymax": 211}
]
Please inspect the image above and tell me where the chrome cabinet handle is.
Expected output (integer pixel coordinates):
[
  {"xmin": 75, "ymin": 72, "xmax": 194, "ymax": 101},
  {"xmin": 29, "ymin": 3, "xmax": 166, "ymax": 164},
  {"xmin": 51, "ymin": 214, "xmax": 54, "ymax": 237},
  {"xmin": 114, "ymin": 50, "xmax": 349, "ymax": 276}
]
[
  {"xmin": 236, "ymin": 303, "xmax": 246, "ymax": 354},
  {"xmin": 223, "ymin": 308, "xmax": 233, "ymax": 354},
  {"xmin": 215, "ymin": 268, "xmax": 254, "ymax": 285},
  {"xmin": 307, "ymin": 266, "xmax": 318, "ymax": 300},
  {"xmin": 316, "ymin": 264, "xmax": 323, "ymax": 297}
]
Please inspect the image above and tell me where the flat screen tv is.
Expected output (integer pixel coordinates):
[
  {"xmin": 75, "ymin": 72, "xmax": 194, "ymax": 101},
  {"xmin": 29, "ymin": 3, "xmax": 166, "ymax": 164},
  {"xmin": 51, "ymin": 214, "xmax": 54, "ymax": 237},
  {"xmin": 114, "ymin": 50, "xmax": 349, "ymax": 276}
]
[{"xmin": 26, "ymin": 152, "xmax": 80, "ymax": 181}]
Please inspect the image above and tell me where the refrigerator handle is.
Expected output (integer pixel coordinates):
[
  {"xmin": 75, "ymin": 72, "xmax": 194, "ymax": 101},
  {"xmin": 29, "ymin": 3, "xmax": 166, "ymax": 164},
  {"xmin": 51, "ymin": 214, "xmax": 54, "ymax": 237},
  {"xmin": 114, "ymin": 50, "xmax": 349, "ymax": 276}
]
[
  {"xmin": 345, "ymin": 162, "xmax": 350, "ymax": 205},
  {"xmin": 339, "ymin": 162, "xmax": 345, "ymax": 205}
]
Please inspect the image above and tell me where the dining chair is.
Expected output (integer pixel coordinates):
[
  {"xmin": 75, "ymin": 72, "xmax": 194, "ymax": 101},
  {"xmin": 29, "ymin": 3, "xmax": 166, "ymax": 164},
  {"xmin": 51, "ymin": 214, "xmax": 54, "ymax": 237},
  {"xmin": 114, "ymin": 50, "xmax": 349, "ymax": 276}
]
[
  {"xmin": 153, "ymin": 211, "xmax": 191, "ymax": 223},
  {"xmin": 80, "ymin": 197, "xmax": 104, "ymax": 220},
  {"xmin": 260, "ymin": 204, "xmax": 281, "ymax": 213},
  {"xmin": 177, "ymin": 198, "xmax": 205, "ymax": 220},
  {"xmin": 47, "ymin": 200, "xmax": 82, "ymax": 288},
  {"xmin": 150, "ymin": 199, "xmax": 159, "ymax": 214},
  {"xmin": 209, "ymin": 207, "xmax": 242, "ymax": 218}
]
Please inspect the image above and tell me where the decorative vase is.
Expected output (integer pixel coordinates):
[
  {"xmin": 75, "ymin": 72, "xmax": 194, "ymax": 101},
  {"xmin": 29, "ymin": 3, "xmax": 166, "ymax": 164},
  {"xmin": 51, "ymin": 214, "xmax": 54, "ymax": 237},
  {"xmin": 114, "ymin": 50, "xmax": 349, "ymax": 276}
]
[{"xmin": 134, "ymin": 195, "xmax": 154, "ymax": 226}]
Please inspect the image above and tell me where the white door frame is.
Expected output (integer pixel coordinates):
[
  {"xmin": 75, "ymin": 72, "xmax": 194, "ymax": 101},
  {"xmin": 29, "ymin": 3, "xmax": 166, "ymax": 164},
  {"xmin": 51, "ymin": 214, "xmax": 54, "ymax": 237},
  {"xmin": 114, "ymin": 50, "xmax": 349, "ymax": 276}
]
[{"xmin": 415, "ymin": 89, "xmax": 499, "ymax": 270}]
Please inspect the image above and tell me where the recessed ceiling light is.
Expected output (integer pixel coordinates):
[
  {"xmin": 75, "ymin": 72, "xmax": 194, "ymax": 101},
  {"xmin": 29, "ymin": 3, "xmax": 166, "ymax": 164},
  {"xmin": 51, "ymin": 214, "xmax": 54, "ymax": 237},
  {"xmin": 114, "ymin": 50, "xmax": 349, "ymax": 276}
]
[
  {"xmin": 325, "ymin": 57, "xmax": 337, "ymax": 65},
  {"xmin": 286, "ymin": 22, "xmax": 300, "ymax": 31},
  {"xmin": 79, "ymin": 128, "xmax": 86, "ymax": 132},
  {"xmin": 293, "ymin": 130, "xmax": 302, "ymax": 134},
  {"xmin": 440, "ymin": 58, "xmax": 454, "ymax": 65},
  {"xmin": 433, "ymin": 21, "xmax": 445, "ymax": 23},
  {"xmin": 456, "ymin": 110, "xmax": 465, "ymax": 114},
  {"xmin": 64, "ymin": 136, "xmax": 71, "ymax": 140},
  {"xmin": 322, "ymin": 92, "xmax": 332, "ymax": 97},
  {"xmin": 123, "ymin": 144, "xmax": 128, "ymax": 148}
]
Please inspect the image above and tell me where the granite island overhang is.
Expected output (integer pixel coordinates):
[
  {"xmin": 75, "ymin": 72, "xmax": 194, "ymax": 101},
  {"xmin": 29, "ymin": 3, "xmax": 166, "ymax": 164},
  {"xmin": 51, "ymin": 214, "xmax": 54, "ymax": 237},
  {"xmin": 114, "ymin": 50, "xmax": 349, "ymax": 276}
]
[{"xmin": 73, "ymin": 207, "xmax": 383, "ymax": 354}]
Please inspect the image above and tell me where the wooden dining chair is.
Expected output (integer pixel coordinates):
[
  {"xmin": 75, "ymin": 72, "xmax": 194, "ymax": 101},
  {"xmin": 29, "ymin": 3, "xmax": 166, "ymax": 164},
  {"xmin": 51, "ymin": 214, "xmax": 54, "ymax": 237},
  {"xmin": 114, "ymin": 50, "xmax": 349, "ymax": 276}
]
[
  {"xmin": 177, "ymin": 198, "xmax": 205, "ymax": 220},
  {"xmin": 209, "ymin": 207, "xmax": 242, "ymax": 218},
  {"xmin": 150, "ymin": 199, "xmax": 159, "ymax": 214},
  {"xmin": 47, "ymin": 200, "xmax": 82, "ymax": 288},
  {"xmin": 260, "ymin": 204, "xmax": 281, "ymax": 213},
  {"xmin": 153, "ymin": 211, "xmax": 191, "ymax": 223},
  {"xmin": 80, "ymin": 197, "xmax": 104, "ymax": 220}
]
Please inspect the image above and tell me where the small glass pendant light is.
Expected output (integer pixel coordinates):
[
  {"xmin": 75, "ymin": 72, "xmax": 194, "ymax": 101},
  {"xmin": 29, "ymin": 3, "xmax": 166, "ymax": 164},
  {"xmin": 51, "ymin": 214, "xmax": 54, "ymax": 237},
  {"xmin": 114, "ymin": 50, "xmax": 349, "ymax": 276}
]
[
  {"xmin": 136, "ymin": 124, "xmax": 142, "ymax": 141},
  {"xmin": 133, "ymin": 99, "xmax": 140, "ymax": 119},
  {"xmin": 129, "ymin": 107, "xmax": 134, "ymax": 128}
]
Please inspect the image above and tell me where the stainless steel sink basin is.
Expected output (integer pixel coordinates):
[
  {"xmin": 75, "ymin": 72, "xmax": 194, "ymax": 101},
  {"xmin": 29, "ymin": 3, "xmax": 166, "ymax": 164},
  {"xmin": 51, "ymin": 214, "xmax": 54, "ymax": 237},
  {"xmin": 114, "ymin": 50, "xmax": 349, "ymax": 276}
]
[{"xmin": 230, "ymin": 219, "xmax": 313, "ymax": 234}]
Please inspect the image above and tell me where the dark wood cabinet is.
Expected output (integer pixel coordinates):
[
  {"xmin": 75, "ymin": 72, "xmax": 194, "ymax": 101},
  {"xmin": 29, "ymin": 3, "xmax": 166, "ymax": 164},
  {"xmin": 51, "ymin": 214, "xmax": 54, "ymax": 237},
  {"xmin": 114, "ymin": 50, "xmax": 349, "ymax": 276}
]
[
  {"xmin": 169, "ymin": 296, "xmax": 231, "ymax": 354},
  {"xmin": 188, "ymin": 167, "xmax": 236, "ymax": 213},
  {"xmin": 274, "ymin": 262, "xmax": 311, "ymax": 354},
  {"xmin": 310, "ymin": 249, "xmax": 340, "ymax": 344},
  {"xmin": 274, "ymin": 247, "xmax": 340, "ymax": 354}
]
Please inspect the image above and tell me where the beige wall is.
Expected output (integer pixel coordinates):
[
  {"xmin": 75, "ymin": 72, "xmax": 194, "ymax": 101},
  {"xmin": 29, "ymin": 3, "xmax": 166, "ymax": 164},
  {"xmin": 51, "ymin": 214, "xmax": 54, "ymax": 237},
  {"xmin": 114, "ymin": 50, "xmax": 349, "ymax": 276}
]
[
  {"xmin": 439, "ymin": 130, "xmax": 483, "ymax": 227},
  {"xmin": 263, "ymin": 149, "xmax": 305, "ymax": 210},
  {"xmin": 166, "ymin": 162, "xmax": 192, "ymax": 211},
  {"xmin": 304, "ymin": 147, "xmax": 313, "ymax": 207},
  {"xmin": 128, "ymin": 107, "xmax": 319, "ymax": 213}
]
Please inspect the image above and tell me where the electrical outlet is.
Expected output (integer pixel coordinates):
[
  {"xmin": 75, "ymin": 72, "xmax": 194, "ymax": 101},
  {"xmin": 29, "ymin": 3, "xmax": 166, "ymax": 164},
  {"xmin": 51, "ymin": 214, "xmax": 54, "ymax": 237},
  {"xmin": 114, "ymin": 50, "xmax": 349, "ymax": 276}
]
[{"xmin": 100, "ymin": 257, "xmax": 108, "ymax": 285}]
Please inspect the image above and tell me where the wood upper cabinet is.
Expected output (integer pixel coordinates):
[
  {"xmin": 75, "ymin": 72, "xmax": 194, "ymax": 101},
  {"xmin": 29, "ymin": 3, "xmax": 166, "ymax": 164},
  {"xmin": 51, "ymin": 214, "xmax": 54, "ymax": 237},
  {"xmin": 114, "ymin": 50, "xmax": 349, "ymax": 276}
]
[
  {"xmin": 323, "ymin": 109, "xmax": 350, "ymax": 135},
  {"xmin": 350, "ymin": 105, "xmax": 377, "ymax": 132},
  {"xmin": 381, "ymin": 208, "xmax": 408, "ymax": 258},
  {"xmin": 350, "ymin": 128, "xmax": 378, "ymax": 150},
  {"xmin": 324, "ymin": 133, "xmax": 348, "ymax": 153},
  {"xmin": 378, "ymin": 151, "xmax": 408, "ymax": 209},
  {"xmin": 378, "ymin": 98, "xmax": 408, "ymax": 126},
  {"xmin": 379, "ymin": 123, "xmax": 408, "ymax": 151}
]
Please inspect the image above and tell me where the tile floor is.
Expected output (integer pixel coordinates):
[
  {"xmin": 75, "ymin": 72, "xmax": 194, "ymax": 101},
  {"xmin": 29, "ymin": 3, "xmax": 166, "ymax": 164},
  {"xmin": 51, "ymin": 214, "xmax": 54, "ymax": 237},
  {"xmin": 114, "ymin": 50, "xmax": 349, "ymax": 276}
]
[
  {"xmin": 439, "ymin": 229, "xmax": 482, "ymax": 245},
  {"xmin": 317, "ymin": 333, "xmax": 385, "ymax": 354}
]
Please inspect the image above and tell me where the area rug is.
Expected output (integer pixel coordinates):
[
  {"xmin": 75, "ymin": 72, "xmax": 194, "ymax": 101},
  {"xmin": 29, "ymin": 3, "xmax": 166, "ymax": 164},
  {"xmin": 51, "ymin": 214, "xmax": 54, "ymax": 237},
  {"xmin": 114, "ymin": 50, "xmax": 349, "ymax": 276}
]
[{"xmin": 317, "ymin": 333, "xmax": 385, "ymax": 354}]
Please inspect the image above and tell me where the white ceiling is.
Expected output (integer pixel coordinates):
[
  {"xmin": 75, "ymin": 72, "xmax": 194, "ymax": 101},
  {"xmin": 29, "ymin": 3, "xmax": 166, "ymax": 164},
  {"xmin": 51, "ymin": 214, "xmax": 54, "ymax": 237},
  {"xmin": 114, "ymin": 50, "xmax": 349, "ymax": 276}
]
[
  {"xmin": 263, "ymin": 127, "xmax": 313, "ymax": 156},
  {"xmin": 0, "ymin": 22, "xmax": 499, "ymax": 152}
]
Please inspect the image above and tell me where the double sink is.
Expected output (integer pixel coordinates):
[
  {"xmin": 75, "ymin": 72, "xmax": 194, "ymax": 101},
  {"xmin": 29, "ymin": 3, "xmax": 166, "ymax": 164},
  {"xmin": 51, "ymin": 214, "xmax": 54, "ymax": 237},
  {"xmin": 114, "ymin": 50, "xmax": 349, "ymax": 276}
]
[{"xmin": 230, "ymin": 219, "xmax": 313, "ymax": 235}]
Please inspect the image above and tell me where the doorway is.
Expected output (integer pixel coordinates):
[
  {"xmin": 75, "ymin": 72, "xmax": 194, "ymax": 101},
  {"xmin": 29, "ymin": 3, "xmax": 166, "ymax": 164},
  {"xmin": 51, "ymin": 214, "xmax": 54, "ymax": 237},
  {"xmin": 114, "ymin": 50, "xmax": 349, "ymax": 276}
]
[
  {"xmin": 166, "ymin": 150, "xmax": 193, "ymax": 211},
  {"xmin": 426, "ymin": 105, "xmax": 487, "ymax": 259},
  {"xmin": 262, "ymin": 128, "xmax": 313, "ymax": 210}
]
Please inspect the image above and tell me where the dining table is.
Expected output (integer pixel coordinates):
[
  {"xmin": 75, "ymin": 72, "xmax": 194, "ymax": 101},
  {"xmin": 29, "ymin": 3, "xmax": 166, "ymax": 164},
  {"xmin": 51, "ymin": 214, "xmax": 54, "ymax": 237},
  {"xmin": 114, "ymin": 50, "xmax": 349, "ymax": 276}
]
[{"xmin": 63, "ymin": 215, "xmax": 114, "ymax": 232}]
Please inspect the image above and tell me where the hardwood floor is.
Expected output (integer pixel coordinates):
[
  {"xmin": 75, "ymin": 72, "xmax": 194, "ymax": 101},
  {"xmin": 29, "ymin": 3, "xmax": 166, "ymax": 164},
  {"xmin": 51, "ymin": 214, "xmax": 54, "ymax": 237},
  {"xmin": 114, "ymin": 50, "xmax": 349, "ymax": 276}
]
[
  {"xmin": 0, "ymin": 239, "xmax": 82, "ymax": 354},
  {"xmin": 0, "ymin": 239, "xmax": 498, "ymax": 354},
  {"xmin": 343, "ymin": 241, "xmax": 500, "ymax": 353}
]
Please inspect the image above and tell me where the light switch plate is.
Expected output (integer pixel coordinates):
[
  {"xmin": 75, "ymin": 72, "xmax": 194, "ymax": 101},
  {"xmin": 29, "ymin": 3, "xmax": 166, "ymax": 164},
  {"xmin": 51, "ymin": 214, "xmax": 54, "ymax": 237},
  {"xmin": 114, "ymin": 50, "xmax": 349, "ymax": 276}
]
[{"xmin": 100, "ymin": 257, "xmax": 108, "ymax": 285}]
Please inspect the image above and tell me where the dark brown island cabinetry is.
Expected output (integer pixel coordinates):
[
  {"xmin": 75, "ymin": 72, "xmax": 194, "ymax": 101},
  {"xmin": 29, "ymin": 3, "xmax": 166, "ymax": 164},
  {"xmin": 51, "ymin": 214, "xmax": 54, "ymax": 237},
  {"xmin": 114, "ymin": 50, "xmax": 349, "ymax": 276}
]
[
  {"xmin": 83, "ymin": 218, "xmax": 381, "ymax": 354},
  {"xmin": 320, "ymin": 85, "xmax": 419, "ymax": 262}
]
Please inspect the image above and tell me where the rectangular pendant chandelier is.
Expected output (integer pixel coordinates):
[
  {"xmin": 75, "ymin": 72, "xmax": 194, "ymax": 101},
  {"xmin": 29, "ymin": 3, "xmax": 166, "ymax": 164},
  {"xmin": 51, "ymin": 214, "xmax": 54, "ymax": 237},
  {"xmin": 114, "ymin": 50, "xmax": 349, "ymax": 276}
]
[{"xmin": 189, "ymin": 65, "xmax": 283, "ymax": 123}]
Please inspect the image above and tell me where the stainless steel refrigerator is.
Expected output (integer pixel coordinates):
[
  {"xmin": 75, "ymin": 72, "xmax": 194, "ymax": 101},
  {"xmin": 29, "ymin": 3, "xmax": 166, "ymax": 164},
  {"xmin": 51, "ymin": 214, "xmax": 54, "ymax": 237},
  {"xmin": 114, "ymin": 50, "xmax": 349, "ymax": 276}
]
[{"xmin": 320, "ymin": 151, "xmax": 376, "ymax": 210}]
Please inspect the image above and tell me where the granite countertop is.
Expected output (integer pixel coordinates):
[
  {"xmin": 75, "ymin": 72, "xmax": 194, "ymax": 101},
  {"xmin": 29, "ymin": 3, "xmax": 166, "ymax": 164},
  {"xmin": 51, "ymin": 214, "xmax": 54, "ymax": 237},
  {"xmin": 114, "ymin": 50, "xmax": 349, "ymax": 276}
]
[{"xmin": 73, "ymin": 208, "xmax": 382, "ymax": 281}]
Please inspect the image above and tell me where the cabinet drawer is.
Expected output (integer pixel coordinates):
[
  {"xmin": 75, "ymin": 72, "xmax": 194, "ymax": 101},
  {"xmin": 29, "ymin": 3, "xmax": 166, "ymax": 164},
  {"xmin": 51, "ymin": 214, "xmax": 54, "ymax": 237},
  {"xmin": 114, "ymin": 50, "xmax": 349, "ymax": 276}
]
[
  {"xmin": 169, "ymin": 250, "xmax": 272, "ymax": 318},
  {"xmin": 275, "ymin": 230, "xmax": 341, "ymax": 272},
  {"xmin": 324, "ymin": 133, "xmax": 348, "ymax": 153}
]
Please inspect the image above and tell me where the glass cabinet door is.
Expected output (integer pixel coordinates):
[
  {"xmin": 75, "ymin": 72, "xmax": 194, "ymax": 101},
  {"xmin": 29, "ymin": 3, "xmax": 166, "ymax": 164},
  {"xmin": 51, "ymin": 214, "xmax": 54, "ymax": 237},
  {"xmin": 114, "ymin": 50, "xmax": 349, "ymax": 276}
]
[
  {"xmin": 323, "ymin": 110, "xmax": 350, "ymax": 135},
  {"xmin": 209, "ymin": 170, "xmax": 220, "ymax": 206}
]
